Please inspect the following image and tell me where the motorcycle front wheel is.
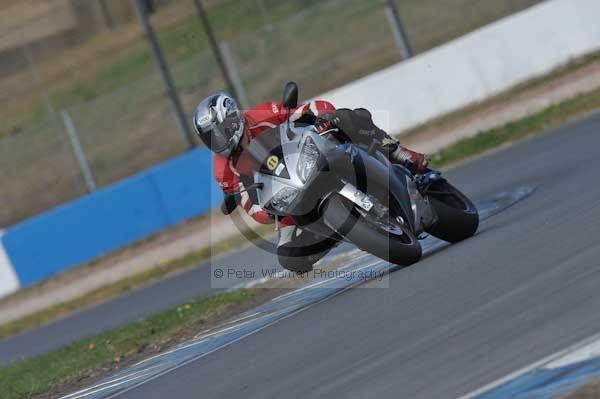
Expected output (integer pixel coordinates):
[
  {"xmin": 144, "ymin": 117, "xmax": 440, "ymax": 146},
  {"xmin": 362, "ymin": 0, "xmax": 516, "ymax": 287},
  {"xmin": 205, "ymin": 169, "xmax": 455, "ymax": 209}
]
[{"xmin": 322, "ymin": 195, "xmax": 422, "ymax": 267}]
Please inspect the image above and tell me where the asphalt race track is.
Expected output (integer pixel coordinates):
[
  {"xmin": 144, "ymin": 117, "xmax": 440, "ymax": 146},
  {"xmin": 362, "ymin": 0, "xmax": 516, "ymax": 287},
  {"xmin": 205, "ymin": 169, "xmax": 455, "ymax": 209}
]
[
  {"xmin": 55, "ymin": 187, "xmax": 533, "ymax": 399},
  {"xmin": 7, "ymin": 111, "xmax": 600, "ymax": 399},
  {"xmin": 91, "ymin": 112, "xmax": 600, "ymax": 398}
]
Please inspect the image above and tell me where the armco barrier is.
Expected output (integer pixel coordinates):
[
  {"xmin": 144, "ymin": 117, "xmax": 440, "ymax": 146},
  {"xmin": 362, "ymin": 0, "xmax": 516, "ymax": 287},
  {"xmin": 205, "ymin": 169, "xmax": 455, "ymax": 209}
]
[
  {"xmin": 1, "ymin": 147, "xmax": 222, "ymax": 290},
  {"xmin": 319, "ymin": 0, "xmax": 600, "ymax": 135}
]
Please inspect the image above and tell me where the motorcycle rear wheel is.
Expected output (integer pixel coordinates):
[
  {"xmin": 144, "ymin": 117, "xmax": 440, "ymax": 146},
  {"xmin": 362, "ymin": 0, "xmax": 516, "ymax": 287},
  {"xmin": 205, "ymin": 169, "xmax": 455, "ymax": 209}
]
[{"xmin": 425, "ymin": 180, "xmax": 479, "ymax": 243}]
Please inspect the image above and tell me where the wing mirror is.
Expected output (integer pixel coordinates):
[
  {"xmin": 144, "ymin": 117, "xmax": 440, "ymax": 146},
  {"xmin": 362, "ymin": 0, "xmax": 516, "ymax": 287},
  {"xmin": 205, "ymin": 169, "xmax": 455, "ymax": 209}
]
[
  {"xmin": 282, "ymin": 81, "xmax": 298, "ymax": 139},
  {"xmin": 282, "ymin": 81, "xmax": 298, "ymax": 110}
]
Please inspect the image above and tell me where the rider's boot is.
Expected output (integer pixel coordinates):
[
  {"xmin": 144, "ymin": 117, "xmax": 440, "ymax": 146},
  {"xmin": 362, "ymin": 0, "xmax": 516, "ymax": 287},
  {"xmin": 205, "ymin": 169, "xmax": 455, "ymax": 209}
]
[{"xmin": 388, "ymin": 145, "xmax": 428, "ymax": 175}]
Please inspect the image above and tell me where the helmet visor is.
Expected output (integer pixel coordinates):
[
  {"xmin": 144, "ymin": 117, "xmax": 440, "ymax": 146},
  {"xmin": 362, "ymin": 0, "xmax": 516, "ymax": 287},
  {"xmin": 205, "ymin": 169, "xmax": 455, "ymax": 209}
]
[{"xmin": 204, "ymin": 112, "xmax": 242, "ymax": 154}]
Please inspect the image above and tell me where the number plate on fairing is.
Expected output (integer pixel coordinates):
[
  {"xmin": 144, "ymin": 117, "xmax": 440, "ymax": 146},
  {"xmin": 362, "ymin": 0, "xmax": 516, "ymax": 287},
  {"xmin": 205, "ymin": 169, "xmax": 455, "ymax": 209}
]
[{"xmin": 339, "ymin": 183, "xmax": 374, "ymax": 211}]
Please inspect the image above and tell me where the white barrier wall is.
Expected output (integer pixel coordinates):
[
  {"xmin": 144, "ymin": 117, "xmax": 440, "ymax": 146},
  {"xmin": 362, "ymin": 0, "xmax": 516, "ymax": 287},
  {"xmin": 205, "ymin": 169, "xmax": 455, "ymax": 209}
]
[
  {"xmin": 319, "ymin": 0, "xmax": 600, "ymax": 135},
  {"xmin": 0, "ymin": 231, "xmax": 20, "ymax": 298}
]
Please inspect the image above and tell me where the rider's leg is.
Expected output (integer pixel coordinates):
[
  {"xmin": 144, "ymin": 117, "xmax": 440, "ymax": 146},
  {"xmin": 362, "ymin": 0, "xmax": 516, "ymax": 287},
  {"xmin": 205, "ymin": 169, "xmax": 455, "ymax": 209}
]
[
  {"xmin": 277, "ymin": 219, "xmax": 338, "ymax": 274},
  {"xmin": 333, "ymin": 108, "xmax": 427, "ymax": 174},
  {"xmin": 388, "ymin": 145, "xmax": 428, "ymax": 175}
]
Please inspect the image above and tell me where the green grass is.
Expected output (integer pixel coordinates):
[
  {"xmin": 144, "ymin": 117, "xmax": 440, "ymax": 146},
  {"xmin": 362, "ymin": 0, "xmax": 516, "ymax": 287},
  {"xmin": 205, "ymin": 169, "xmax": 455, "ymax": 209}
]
[
  {"xmin": 1, "ymin": 0, "xmax": 543, "ymax": 137},
  {"xmin": 1, "ymin": 0, "xmax": 539, "ymax": 134},
  {"xmin": 429, "ymin": 86, "xmax": 600, "ymax": 168},
  {"xmin": 0, "ymin": 289, "xmax": 257, "ymax": 399},
  {"xmin": 1, "ymin": 0, "xmax": 319, "ymax": 135}
]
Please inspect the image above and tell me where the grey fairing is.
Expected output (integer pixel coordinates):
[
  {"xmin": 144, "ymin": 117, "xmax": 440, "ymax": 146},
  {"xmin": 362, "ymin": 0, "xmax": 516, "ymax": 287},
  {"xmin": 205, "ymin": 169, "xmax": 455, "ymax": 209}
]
[{"xmin": 249, "ymin": 124, "xmax": 416, "ymax": 231}]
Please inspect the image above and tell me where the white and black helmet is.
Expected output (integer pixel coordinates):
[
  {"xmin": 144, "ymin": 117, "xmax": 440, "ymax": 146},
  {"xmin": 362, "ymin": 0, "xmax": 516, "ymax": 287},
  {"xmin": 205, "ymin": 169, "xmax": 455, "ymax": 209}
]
[{"xmin": 193, "ymin": 92, "xmax": 244, "ymax": 157}]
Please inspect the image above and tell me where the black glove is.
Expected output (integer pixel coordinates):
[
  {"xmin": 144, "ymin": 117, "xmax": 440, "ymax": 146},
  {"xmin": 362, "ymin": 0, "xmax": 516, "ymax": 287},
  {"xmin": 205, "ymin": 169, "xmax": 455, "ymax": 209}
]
[
  {"xmin": 334, "ymin": 108, "xmax": 387, "ymax": 137},
  {"xmin": 221, "ymin": 192, "xmax": 240, "ymax": 215},
  {"xmin": 330, "ymin": 108, "xmax": 356, "ymax": 136}
]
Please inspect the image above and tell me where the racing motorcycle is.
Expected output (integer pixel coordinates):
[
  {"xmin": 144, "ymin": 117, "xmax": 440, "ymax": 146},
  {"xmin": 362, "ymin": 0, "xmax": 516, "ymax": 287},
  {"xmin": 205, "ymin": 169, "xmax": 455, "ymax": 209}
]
[{"xmin": 224, "ymin": 82, "xmax": 479, "ymax": 267}]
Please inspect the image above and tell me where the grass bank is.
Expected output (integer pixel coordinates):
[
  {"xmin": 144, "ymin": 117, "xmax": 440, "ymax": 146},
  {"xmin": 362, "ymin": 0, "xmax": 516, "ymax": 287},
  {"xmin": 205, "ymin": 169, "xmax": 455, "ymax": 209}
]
[
  {"xmin": 0, "ymin": 289, "xmax": 260, "ymax": 399},
  {"xmin": 430, "ymin": 86, "xmax": 600, "ymax": 168}
]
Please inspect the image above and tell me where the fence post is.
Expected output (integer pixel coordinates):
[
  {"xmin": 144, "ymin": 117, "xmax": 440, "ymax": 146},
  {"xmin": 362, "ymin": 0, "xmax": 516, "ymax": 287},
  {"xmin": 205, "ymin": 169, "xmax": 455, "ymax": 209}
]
[
  {"xmin": 60, "ymin": 110, "xmax": 97, "ymax": 193},
  {"xmin": 384, "ymin": 0, "xmax": 413, "ymax": 60},
  {"xmin": 97, "ymin": 0, "xmax": 115, "ymax": 31},
  {"xmin": 219, "ymin": 41, "xmax": 250, "ymax": 110},
  {"xmin": 133, "ymin": 0, "xmax": 196, "ymax": 149}
]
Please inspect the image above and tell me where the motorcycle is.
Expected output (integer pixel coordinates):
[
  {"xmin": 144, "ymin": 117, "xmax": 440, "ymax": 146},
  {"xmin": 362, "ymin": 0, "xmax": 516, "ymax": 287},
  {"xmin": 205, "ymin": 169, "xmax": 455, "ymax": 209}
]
[{"xmin": 224, "ymin": 82, "xmax": 479, "ymax": 269}]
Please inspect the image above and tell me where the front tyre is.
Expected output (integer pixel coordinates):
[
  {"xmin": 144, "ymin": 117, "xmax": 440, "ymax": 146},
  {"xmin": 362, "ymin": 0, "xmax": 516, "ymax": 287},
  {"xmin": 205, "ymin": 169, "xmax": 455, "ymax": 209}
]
[
  {"xmin": 322, "ymin": 195, "xmax": 422, "ymax": 267},
  {"xmin": 425, "ymin": 180, "xmax": 479, "ymax": 243}
]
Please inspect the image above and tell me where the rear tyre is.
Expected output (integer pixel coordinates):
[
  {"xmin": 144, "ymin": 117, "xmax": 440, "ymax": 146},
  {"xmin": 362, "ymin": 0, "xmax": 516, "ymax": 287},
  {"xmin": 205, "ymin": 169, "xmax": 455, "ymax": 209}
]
[
  {"xmin": 322, "ymin": 195, "xmax": 422, "ymax": 266},
  {"xmin": 425, "ymin": 181, "xmax": 479, "ymax": 243}
]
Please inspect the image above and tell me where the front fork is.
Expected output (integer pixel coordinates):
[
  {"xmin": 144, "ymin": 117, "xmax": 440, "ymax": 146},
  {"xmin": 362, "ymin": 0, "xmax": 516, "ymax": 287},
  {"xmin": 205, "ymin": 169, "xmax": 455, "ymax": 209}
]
[{"xmin": 336, "ymin": 171, "xmax": 440, "ymax": 237}]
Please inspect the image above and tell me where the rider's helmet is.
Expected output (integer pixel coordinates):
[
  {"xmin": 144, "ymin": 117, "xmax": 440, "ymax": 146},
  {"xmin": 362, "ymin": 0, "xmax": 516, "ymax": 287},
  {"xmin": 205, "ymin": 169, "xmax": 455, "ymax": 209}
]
[{"xmin": 193, "ymin": 92, "xmax": 244, "ymax": 158}]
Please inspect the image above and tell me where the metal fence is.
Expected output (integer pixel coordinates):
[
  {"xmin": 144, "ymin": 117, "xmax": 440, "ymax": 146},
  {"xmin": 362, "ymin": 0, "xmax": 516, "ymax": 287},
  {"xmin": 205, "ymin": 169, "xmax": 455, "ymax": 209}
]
[{"xmin": 0, "ymin": 0, "xmax": 542, "ymax": 227}]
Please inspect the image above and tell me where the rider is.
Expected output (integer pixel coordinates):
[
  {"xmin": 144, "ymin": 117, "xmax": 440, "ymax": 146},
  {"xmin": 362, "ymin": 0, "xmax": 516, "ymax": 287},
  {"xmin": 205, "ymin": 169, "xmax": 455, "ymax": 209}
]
[{"xmin": 193, "ymin": 92, "xmax": 428, "ymax": 273}]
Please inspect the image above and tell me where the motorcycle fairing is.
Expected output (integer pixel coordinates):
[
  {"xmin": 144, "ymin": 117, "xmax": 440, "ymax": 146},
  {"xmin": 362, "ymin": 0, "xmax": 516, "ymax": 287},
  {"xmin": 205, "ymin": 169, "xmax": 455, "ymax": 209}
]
[{"xmin": 248, "ymin": 128, "xmax": 291, "ymax": 179}]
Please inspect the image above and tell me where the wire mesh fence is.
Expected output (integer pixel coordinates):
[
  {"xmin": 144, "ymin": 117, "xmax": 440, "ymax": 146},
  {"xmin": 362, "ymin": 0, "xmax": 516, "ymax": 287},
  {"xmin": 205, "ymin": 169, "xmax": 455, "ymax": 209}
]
[
  {"xmin": 222, "ymin": 0, "xmax": 400, "ymax": 106},
  {"xmin": 0, "ymin": 0, "xmax": 542, "ymax": 227},
  {"xmin": 0, "ymin": 115, "xmax": 89, "ymax": 225}
]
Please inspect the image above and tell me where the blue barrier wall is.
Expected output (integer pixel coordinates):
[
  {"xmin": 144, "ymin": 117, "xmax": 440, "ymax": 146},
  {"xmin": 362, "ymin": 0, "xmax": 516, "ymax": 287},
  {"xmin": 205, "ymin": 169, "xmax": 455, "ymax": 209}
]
[{"xmin": 1, "ymin": 147, "xmax": 222, "ymax": 287}]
